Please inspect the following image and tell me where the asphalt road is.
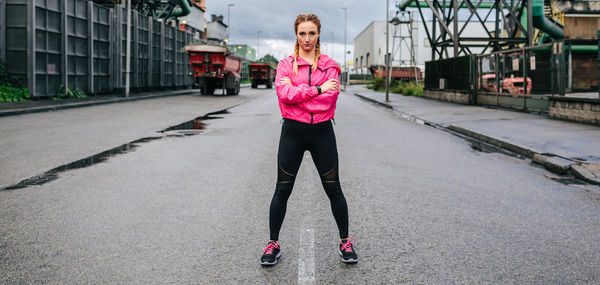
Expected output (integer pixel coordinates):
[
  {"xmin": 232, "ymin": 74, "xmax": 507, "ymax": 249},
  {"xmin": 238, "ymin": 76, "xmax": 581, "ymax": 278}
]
[{"xmin": 1, "ymin": 87, "xmax": 600, "ymax": 284}]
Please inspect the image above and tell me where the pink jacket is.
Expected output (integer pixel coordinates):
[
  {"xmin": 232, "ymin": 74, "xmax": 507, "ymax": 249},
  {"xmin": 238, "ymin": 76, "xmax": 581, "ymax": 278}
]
[{"xmin": 275, "ymin": 54, "xmax": 341, "ymax": 124}]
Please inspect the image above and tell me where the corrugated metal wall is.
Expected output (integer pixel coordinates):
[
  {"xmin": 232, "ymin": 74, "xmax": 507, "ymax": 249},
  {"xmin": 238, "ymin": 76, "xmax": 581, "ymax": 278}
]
[{"xmin": 1, "ymin": 0, "xmax": 197, "ymax": 97}]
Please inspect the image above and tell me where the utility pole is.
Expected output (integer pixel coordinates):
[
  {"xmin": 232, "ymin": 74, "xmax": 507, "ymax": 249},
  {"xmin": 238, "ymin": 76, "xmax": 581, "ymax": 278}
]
[
  {"xmin": 330, "ymin": 32, "xmax": 334, "ymax": 60},
  {"xmin": 342, "ymin": 7, "xmax": 347, "ymax": 90},
  {"xmin": 125, "ymin": 0, "xmax": 131, "ymax": 97},
  {"xmin": 385, "ymin": 0, "xmax": 390, "ymax": 102},
  {"xmin": 257, "ymin": 30, "xmax": 262, "ymax": 60},
  {"xmin": 227, "ymin": 4, "xmax": 234, "ymax": 43}
]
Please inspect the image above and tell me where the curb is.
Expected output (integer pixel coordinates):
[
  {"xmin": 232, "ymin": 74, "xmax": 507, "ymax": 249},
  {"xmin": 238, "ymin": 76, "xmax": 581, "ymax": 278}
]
[
  {"xmin": 0, "ymin": 90, "xmax": 199, "ymax": 117},
  {"xmin": 354, "ymin": 93, "xmax": 394, "ymax": 109},
  {"xmin": 571, "ymin": 164, "xmax": 600, "ymax": 186},
  {"xmin": 447, "ymin": 125, "xmax": 537, "ymax": 159},
  {"xmin": 354, "ymin": 92, "xmax": 600, "ymax": 186}
]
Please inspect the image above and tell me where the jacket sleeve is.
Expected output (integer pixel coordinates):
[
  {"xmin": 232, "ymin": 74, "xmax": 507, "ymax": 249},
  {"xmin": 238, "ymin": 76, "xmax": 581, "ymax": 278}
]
[
  {"xmin": 275, "ymin": 60, "xmax": 319, "ymax": 104},
  {"xmin": 297, "ymin": 67, "xmax": 340, "ymax": 113}
]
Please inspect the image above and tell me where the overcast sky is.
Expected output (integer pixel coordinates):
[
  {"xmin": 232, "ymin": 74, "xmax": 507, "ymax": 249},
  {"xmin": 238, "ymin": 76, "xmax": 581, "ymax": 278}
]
[{"xmin": 205, "ymin": 0, "xmax": 400, "ymax": 64}]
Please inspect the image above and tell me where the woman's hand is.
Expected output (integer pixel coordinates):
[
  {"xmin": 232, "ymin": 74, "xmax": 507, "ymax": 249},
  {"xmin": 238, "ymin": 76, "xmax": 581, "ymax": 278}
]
[
  {"xmin": 280, "ymin": 77, "xmax": 292, "ymax": 86},
  {"xmin": 320, "ymin": 78, "xmax": 339, "ymax": 93}
]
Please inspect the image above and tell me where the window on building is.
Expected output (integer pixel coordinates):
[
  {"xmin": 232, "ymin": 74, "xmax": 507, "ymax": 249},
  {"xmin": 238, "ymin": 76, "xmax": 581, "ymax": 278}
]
[
  {"xmin": 360, "ymin": 56, "xmax": 363, "ymax": 68},
  {"xmin": 366, "ymin": 53, "xmax": 369, "ymax": 67}
]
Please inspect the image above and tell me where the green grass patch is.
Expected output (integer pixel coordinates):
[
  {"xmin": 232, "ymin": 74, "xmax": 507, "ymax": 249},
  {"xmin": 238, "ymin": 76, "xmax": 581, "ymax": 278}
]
[
  {"xmin": 0, "ymin": 59, "xmax": 30, "ymax": 102},
  {"xmin": 367, "ymin": 77, "xmax": 424, "ymax": 97}
]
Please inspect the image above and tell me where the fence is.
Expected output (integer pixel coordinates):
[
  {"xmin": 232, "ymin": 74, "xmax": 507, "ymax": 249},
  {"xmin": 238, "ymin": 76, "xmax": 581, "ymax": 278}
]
[
  {"xmin": 2, "ymin": 0, "xmax": 199, "ymax": 97},
  {"xmin": 425, "ymin": 55, "xmax": 475, "ymax": 91},
  {"xmin": 424, "ymin": 39, "xmax": 599, "ymax": 112}
]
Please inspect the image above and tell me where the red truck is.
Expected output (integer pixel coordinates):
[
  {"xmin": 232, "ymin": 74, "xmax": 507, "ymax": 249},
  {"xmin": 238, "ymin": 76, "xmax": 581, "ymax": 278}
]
[
  {"xmin": 185, "ymin": 43, "xmax": 242, "ymax": 95},
  {"xmin": 368, "ymin": 65, "xmax": 422, "ymax": 82},
  {"xmin": 480, "ymin": 73, "xmax": 531, "ymax": 95},
  {"xmin": 249, "ymin": 62, "xmax": 276, "ymax": 89}
]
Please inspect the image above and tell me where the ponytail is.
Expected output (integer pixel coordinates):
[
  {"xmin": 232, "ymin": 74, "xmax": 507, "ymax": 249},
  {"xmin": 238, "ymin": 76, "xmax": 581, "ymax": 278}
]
[
  {"xmin": 313, "ymin": 38, "xmax": 320, "ymax": 72},
  {"xmin": 293, "ymin": 41, "xmax": 300, "ymax": 75}
]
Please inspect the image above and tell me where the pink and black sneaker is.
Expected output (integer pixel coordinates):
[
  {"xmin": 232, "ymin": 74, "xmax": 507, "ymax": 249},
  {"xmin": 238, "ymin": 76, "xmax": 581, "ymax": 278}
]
[
  {"xmin": 260, "ymin": 241, "xmax": 281, "ymax": 266},
  {"xmin": 339, "ymin": 238, "xmax": 358, "ymax": 263}
]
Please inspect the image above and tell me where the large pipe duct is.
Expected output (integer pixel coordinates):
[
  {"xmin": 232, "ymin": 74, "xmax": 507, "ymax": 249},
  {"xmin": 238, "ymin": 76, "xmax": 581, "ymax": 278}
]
[
  {"xmin": 399, "ymin": 0, "xmax": 563, "ymax": 39},
  {"xmin": 157, "ymin": 0, "xmax": 191, "ymax": 18},
  {"xmin": 531, "ymin": 0, "xmax": 563, "ymax": 39},
  {"xmin": 398, "ymin": 0, "xmax": 496, "ymax": 10}
]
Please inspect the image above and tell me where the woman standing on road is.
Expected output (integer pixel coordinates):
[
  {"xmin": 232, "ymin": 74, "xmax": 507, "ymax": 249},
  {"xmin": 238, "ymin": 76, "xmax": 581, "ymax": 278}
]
[{"xmin": 260, "ymin": 13, "xmax": 358, "ymax": 266}]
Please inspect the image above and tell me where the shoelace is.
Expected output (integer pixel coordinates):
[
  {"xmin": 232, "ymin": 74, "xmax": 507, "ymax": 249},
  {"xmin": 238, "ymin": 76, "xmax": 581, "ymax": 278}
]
[
  {"xmin": 263, "ymin": 242, "xmax": 279, "ymax": 255},
  {"xmin": 340, "ymin": 238, "xmax": 356, "ymax": 253}
]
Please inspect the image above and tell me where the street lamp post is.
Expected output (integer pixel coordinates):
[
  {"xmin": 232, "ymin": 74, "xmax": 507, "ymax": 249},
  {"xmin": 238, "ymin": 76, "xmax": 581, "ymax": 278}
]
[
  {"xmin": 330, "ymin": 32, "xmax": 334, "ymax": 60},
  {"xmin": 257, "ymin": 30, "xmax": 262, "ymax": 60},
  {"xmin": 385, "ymin": 0, "xmax": 390, "ymax": 102},
  {"xmin": 341, "ymin": 7, "xmax": 347, "ymax": 90},
  {"xmin": 125, "ymin": 0, "xmax": 131, "ymax": 97},
  {"xmin": 227, "ymin": 3, "xmax": 234, "ymax": 43}
]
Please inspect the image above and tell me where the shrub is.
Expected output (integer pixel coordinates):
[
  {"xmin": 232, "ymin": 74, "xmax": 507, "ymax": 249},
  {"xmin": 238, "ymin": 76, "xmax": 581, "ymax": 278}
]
[
  {"xmin": 0, "ymin": 59, "xmax": 30, "ymax": 102},
  {"xmin": 366, "ymin": 77, "xmax": 386, "ymax": 91},
  {"xmin": 0, "ymin": 85, "xmax": 30, "ymax": 102},
  {"xmin": 390, "ymin": 81, "xmax": 405, "ymax": 94}
]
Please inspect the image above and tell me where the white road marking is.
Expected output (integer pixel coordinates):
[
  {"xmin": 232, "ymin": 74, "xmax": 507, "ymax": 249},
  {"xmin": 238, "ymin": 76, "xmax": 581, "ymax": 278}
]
[{"xmin": 297, "ymin": 228, "xmax": 315, "ymax": 285}]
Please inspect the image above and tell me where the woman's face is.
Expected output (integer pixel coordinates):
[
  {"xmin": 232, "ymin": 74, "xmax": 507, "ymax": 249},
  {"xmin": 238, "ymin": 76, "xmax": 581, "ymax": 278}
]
[{"xmin": 296, "ymin": 21, "xmax": 319, "ymax": 52}]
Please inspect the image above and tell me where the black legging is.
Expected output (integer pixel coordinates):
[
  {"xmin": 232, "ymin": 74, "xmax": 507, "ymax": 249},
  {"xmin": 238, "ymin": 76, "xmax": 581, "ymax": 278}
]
[{"xmin": 269, "ymin": 119, "xmax": 349, "ymax": 240}]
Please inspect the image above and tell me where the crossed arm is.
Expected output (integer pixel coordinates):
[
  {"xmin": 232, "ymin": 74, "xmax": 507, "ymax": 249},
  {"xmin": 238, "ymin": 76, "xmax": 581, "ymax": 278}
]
[{"xmin": 275, "ymin": 64, "xmax": 340, "ymax": 114}]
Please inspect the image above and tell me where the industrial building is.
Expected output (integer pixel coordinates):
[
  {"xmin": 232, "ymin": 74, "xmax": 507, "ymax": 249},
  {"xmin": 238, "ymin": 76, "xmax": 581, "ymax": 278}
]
[{"xmin": 353, "ymin": 19, "xmax": 497, "ymax": 75}]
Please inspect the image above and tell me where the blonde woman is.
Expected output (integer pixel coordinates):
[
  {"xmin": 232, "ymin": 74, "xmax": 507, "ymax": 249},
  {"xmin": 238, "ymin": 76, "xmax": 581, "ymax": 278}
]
[{"xmin": 260, "ymin": 14, "xmax": 358, "ymax": 266}]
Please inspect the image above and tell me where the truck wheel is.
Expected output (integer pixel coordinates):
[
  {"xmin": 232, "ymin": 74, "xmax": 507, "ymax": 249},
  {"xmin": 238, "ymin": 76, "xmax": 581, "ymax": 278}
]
[
  {"xmin": 200, "ymin": 87, "xmax": 206, "ymax": 95},
  {"xmin": 206, "ymin": 88, "xmax": 215, "ymax": 95},
  {"xmin": 226, "ymin": 88, "xmax": 236, "ymax": 95},
  {"xmin": 266, "ymin": 82, "xmax": 272, "ymax": 89},
  {"xmin": 251, "ymin": 80, "xmax": 257, "ymax": 89}
]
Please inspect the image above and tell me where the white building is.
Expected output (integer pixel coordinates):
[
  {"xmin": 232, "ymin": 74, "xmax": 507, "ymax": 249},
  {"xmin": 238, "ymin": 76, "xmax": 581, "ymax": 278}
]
[
  {"xmin": 206, "ymin": 15, "xmax": 228, "ymax": 43},
  {"xmin": 353, "ymin": 15, "xmax": 498, "ymax": 75}
]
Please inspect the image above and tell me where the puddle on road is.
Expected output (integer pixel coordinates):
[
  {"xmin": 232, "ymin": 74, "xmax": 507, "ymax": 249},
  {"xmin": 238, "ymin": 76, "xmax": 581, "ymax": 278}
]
[
  {"xmin": 3, "ymin": 109, "xmax": 230, "ymax": 191},
  {"xmin": 4, "ymin": 137, "xmax": 162, "ymax": 190},
  {"xmin": 159, "ymin": 109, "xmax": 228, "ymax": 133}
]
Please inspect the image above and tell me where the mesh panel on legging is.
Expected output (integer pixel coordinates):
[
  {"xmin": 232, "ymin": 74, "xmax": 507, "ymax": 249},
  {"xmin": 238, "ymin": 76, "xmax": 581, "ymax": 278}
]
[
  {"xmin": 269, "ymin": 165, "xmax": 296, "ymax": 240},
  {"xmin": 318, "ymin": 163, "xmax": 348, "ymax": 239}
]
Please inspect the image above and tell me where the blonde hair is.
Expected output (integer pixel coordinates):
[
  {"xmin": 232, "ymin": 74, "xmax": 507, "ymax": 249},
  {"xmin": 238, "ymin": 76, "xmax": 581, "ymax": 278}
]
[{"xmin": 293, "ymin": 14, "xmax": 321, "ymax": 74}]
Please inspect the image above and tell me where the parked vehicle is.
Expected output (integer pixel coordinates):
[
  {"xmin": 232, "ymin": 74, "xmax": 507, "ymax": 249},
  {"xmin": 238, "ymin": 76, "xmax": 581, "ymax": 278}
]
[
  {"xmin": 185, "ymin": 43, "xmax": 241, "ymax": 95},
  {"xmin": 249, "ymin": 63, "xmax": 276, "ymax": 89},
  {"xmin": 368, "ymin": 65, "xmax": 422, "ymax": 82},
  {"xmin": 480, "ymin": 73, "xmax": 531, "ymax": 95}
]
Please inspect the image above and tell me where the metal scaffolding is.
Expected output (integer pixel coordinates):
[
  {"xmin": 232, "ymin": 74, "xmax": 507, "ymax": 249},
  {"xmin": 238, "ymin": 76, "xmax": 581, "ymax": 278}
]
[{"xmin": 400, "ymin": 0, "xmax": 537, "ymax": 60}]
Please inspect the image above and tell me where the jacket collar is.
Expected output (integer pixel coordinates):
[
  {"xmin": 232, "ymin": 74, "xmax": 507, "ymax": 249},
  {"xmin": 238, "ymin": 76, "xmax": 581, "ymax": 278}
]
[{"xmin": 291, "ymin": 56, "xmax": 324, "ymax": 71}]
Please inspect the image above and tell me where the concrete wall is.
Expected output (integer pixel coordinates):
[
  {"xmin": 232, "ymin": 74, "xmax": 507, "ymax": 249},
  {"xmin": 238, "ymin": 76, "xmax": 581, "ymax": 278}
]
[
  {"xmin": 423, "ymin": 90, "xmax": 472, "ymax": 104},
  {"xmin": 549, "ymin": 97, "xmax": 600, "ymax": 125}
]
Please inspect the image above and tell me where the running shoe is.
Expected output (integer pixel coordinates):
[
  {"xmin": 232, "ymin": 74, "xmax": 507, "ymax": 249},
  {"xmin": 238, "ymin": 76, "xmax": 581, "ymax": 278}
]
[
  {"xmin": 260, "ymin": 241, "xmax": 281, "ymax": 266},
  {"xmin": 339, "ymin": 238, "xmax": 358, "ymax": 263}
]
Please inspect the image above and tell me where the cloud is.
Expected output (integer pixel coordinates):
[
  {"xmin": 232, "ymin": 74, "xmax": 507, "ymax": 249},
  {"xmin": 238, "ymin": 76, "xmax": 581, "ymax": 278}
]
[{"xmin": 205, "ymin": 0, "xmax": 392, "ymax": 63}]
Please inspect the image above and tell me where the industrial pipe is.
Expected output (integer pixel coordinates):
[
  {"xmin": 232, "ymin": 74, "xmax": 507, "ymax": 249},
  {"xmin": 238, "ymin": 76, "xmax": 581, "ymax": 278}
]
[
  {"xmin": 398, "ymin": 0, "xmax": 496, "ymax": 10},
  {"xmin": 157, "ymin": 0, "xmax": 191, "ymax": 18},
  {"xmin": 399, "ymin": 0, "xmax": 564, "ymax": 40},
  {"xmin": 531, "ymin": 0, "xmax": 563, "ymax": 39}
]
